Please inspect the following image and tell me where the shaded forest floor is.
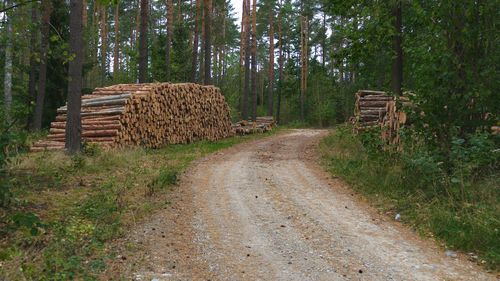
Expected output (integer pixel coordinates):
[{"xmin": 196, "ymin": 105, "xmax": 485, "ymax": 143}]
[{"xmin": 0, "ymin": 131, "xmax": 278, "ymax": 280}]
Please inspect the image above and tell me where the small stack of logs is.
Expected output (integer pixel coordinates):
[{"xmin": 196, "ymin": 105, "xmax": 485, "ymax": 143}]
[
  {"xmin": 232, "ymin": 116, "xmax": 276, "ymax": 135},
  {"xmin": 353, "ymin": 90, "xmax": 410, "ymax": 145},
  {"xmin": 31, "ymin": 83, "xmax": 233, "ymax": 152},
  {"xmin": 492, "ymin": 126, "xmax": 500, "ymax": 135}
]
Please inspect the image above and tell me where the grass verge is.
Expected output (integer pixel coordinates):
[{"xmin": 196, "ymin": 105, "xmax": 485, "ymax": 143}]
[
  {"xmin": 0, "ymin": 131, "xmax": 277, "ymax": 280},
  {"xmin": 319, "ymin": 126, "xmax": 499, "ymax": 270}
]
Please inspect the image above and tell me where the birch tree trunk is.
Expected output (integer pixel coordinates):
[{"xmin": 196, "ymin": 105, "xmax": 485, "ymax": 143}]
[{"xmin": 3, "ymin": 13, "xmax": 13, "ymax": 120}]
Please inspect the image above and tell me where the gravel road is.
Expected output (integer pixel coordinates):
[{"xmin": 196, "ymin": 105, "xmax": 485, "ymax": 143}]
[{"xmin": 119, "ymin": 129, "xmax": 495, "ymax": 281}]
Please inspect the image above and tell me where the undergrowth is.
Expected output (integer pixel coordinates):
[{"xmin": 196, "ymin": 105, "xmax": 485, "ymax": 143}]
[
  {"xmin": 320, "ymin": 125, "xmax": 499, "ymax": 270},
  {"xmin": 0, "ymin": 131, "xmax": 277, "ymax": 280}
]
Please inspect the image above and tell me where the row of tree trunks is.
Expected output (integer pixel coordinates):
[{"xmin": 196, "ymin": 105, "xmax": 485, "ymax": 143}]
[{"xmin": 31, "ymin": 83, "xmax": 233, "ymax": 152}]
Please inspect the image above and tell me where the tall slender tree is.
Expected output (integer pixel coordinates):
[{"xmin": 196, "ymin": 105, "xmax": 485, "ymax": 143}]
[
  {"xmin": 28, "ymin": 3, "xmax": 38, "ymax": 127},
  {"xmin": 191, "ymin": 0, "xmax": 201, "ymax": 82},
  {"xmin": 391, "ymin": 0, "xmax": 403, "ymax": 95},
  {"xmin": 100, "ymin": 4, "xmax": 108, "ymax": 85},
  {"xmin": 267, "ymin": 2, "xmax": 275, "ymax": 117},
  {"xmin": 276, "ymin": 0, "xmax": 283, "ymax": 123},
  {"xmin": 203, "ymin": 0, "xmax": 212, "ymax": 84},
  {"xmin": 242, "ymin": 0, "xmax": 251, "ymax": 119},
  {"xmin": 138, "ymin": 0, "xmax": 149, "ymax": 83},
  {"xmin": 32, "ymin": 0, "xmax": 52, "ymax": 130},
  {"xmin": 3, "ymin": 6, "xmax": 13, "ymax": 119},
  {"xmin": 65, "ymin": 0, "xmax": 84, "ymax": 154},
  {"xmin": 113, "ymin": 3, "xmax": 120, "ymax": 78},
  {"xmin": 250, "ymin": 0, "xmax": 257, "ymax": 121},
  {"xmin": 166, "ymin": 0, "xmax": 174, "ymax": 81}
]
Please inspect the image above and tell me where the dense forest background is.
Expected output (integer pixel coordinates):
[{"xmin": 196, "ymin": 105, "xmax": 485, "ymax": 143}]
[{"xmin": 1, "ymin": 0, "xmax": 497, "ymax": 129}]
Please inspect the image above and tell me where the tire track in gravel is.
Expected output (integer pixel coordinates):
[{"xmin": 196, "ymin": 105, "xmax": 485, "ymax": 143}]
[{"xmin": 122, "ymin": 129, "xmax": 495, "ymax": 281}]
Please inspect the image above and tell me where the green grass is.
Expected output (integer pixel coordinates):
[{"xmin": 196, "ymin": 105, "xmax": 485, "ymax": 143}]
[
  {"xmin": 319, "ymin": 126, "xmax": 500, "ymax": 270},
  {"xmin": 0, "ymin": 131, "xmax": 278, "ymax": 280}
]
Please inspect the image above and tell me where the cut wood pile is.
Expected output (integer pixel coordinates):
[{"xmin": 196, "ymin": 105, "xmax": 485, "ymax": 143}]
[
  {"xmin": 31, "ymin": 83, "xmax": 233, "ymax": 152},
  {"xmin": 232, "ymin": 116, "xmax": 276, "ymax": 135},
  {"xmin": 353, "ymin": 90, "xmax": 410, "ymax": 145},
  {"xmin": 492, "ymin": 126, "xmax": 500, "ymax": 135}
]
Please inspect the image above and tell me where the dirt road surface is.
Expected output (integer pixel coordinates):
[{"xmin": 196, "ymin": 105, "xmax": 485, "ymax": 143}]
[{"xmin": 114, "ymin": 129, "xmax": 495, "ymax": 281}]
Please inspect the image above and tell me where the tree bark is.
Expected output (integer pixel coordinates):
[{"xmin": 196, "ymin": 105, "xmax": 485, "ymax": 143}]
[
  {"xmin": 100, "ymin": 4, "xmax": 108, "ymax": 86},
  {"xmin": 3, "ymin": 10, "xmax": 13, "ymax": 119},
  {"xmin": 267, "ymin": 5, "xmax": 274, "ymax": 117},
  {"xmin": 113, "ymin": 3, "xmax": 120, "ymax": 77},
  {"xmin": 28, "ymin": 3, "xmax": 38, "ymax": 128},
  {"xmin": 138, "ymin": 0, "xmax": 149, "ymax": 83},
  {"xmin": 65, "ymin": 0, "xmax": 84, "ymax": 154},
  {"xmin": 239, "ymin": 0, "xmax": 247, "ymax": 116},
  {"xmin": 203, "ymin": 0, "xmax": 211, "ymax": 85},
  {"xmin": 191, "ymin": 0, "xmax": 200, "ymax": 82},
  {"xmin": 242, "ymin": 0, "xmax": 251, "ymax": 120},
  {"xmin": 276, "ymin": 0, "xmax": 283, "ymax": 124},
  {"xmin": 166, "ymin": 0, "xmax": 173, "ymax": 81},
  {"xmin": 300, "ymin": 16, "xmax": 308, "ymax": 121},
  {"xmin": 391, "ymin": 0, "xmax": 403, "ymax": 96},
  {"xmin": 250, "ymin": 0, "xmax": 257, "ymax": 121},
  {"xmin": 32, "ymin": 0, "xmax": 52, "ymax": 130}
]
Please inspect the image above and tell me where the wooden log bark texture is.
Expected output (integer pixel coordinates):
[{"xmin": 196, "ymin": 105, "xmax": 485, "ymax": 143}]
[
  {"xmin": 231, "ymin": 116, "xmax": 276, "ymax": 135},
  {"xmin": 31, "ymin": 82, "xmax": 233, "ymax": 152},
  {"xmin": 353, "ymin": 90, "xmax": 410, "ymax": 146}
]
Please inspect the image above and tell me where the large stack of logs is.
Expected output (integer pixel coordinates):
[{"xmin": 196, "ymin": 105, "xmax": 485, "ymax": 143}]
[
  {"xmin": 232, "ymin": 117, "xmax": 276, "ymax": 135},
  {"xmin": 31, "ymin": 83, "xmax": 233, "ymax": 152},
  {"xmin": 353, "ymin": 90, "xmax": 409, "ymax": 145}
]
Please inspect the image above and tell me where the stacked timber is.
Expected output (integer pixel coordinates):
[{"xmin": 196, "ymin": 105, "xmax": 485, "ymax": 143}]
[
  {"xmin": 232, "ymin": 116, "xmax": 276, "ymax": 135},
  {"xmin": 492, "ymin": 126, "xmax": 500, "ymax": 135},
  {"xmin": 31, "ymin": 83, "xmax": 233, "ymax": 152},
  {"xmin": 353, "ymin": 90, "xmax": 410, "ymax": 145},
  {"xmin": 353, "ymin": 90, "xmax": 393, "ymax": 131}
]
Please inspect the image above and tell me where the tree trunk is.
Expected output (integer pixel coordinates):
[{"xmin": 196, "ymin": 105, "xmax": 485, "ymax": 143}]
[
  {"xmin": 100, "ymin": 4, "xmax": 108, "ymax": 86},
  {"xmin": 138, "ymin": 0, "xmax": 149, "ymax": 83},
  {"xmin": 242, "ymin": 0, "xmax": 251, "ymax": 120},
  {"xmin": 32, "ymin": 0, "xmax": 52, "ymax": 130},
  {"xmin": 321, "ymin": 9, "xmax": 326, "ymax": 68},
  {"xmin": 66, "ymin": 0, "xmax": 84, "ymax": 154},
  {"xmin": 391, "ymin": 0, "xmax": 403, "ymax": 96},
  {"xmin": 28, "ymin": 3, "xmax": 38, "ymax": 128},
  {"xmin": 267, "ymin": 6, "xmax": 274, "ymax": 117},
  {"xmin": 3, "ymin": 11, "xmax": 13, "ymax": 119},
  {"xmin": 191, "ymin": 0, "xmax": 200, "ymax": 82},
  {"xmin": 203, "ymin": 0, "xmax": 211, "ymax": 85},
  {"xmin": 166, "ymin": 0, "xmax": 173, "ymax": 81},
  {"xmin": 300, "ymin": 16, "xmax": 308, "ymax": 121},
  {"xmin": 239, "ymin": 0, "xmax": 247, "ymax": 116},
  {"xmin": 250, "ymin": 0, "xmax": 257, "ymax": 121},
  {"xmin": 113, "ymin": 3, "xmax": 120, "ymax": 77},
  {"xmin": 276, "ymin": 0, "xmax": 283, "ymax": 124}
]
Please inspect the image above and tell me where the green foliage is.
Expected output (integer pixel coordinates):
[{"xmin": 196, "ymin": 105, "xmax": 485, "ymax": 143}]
[{"xmin": 320, "ymin": 126, "xmax": 500, "ymax": 269}]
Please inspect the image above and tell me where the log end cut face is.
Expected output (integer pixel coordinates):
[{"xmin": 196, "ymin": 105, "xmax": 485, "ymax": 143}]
[{"xmin": 31, "ymin": 83, "xmax": 233, "ymax": 152}]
